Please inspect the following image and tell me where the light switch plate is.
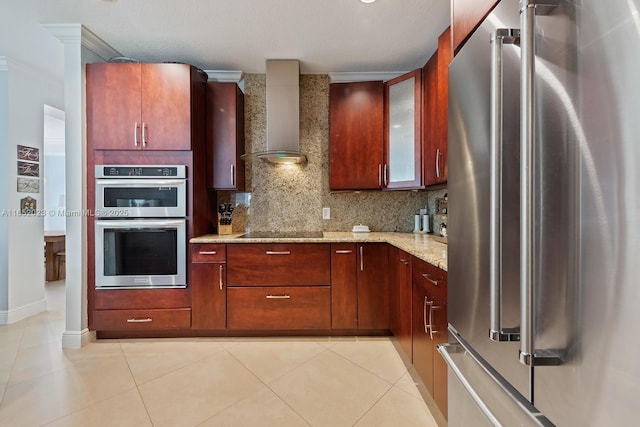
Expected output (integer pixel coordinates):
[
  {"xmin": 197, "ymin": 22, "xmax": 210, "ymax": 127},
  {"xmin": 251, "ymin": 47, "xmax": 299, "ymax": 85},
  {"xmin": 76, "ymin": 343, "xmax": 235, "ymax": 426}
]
[{"xmin": 322, "ymin": 207, "xmax": 330, "ymax": 220}]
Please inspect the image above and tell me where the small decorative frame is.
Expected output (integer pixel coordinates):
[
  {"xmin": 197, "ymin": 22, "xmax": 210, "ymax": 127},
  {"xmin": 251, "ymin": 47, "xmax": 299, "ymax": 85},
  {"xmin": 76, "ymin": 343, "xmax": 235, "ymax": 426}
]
[
  {"xmin": 17, "ymin": 161, "xmax": 39, "ymax": 177},
  {"xmin": 20, "ymin": 196, "xmax": 37, "ymax": 214},
  {"xmin": 17, "ymin": 177, "xmax": 40, "ymax": 193},
  {"xmin": 17, "ymin": 145, "xmax": 40, "ymax": 162}
]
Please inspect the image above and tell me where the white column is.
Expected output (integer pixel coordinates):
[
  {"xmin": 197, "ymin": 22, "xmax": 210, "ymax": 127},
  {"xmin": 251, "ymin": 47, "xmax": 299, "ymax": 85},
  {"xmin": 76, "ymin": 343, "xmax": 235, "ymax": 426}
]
[{"xmin": 44, "ymin": 24, "xmax": 119, "ymax": 348}]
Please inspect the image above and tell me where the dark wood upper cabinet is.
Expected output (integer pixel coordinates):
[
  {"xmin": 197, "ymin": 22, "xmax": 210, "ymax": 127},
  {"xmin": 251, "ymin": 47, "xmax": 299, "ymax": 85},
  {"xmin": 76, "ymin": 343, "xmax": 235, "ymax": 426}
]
[
  {"xmin": 452, "ymin": 0, "xmax": 500, "ymax": 54},
  {"xmin": 87, "ymin": 62, "xmax": 205, "ymax": 151},
  {"xmin": 384, "ymin": 69, "xmax": 423, "ymax": 189},
  {"xmin": 329, "ymin": 81, "xmax": 384, "ymax": 190},
  {"xmin": 206, "ymin": 82, "xmax": 245, "ymax": 190},
  {"xmin": 423, "ymin": 26, "xmax": 452, "ymax": 187}
]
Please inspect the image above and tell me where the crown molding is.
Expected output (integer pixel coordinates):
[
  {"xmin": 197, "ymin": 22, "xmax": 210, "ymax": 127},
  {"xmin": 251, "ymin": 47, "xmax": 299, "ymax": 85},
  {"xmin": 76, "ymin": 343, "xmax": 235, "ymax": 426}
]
[
  {"xmin": 328, "ymin": 71, "xmax": 407, "ymax": 83},
  {"xmin": 205, "ymin": 70, "xmax": 244, "ymax": 82},
  {"xmin": 43, "ymin": 24, "xmax": 120, "ymax": 61}
]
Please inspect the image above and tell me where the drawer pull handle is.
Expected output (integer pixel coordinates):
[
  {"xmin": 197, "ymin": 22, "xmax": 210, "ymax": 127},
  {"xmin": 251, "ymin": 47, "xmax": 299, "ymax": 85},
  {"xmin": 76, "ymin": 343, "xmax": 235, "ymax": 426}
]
[
  {"xmin": 266, "ymin": 251, "xmax": 291, "ymax": 255},
  {"xmin": 266, "ymin": 295, "xmax": 291, "ymax": 299},
  {"xmin": 335, "ymin": 250, "xmax": 353, "ymax": 254},
  {"xmin": 400, "ymin": 258, "xmax": 410, "ymax": 265},
  {"xmin": 199, "ymin": 251, "xmax": 217, "ymax": 255},
  {"xmin": 421, "ymin": 273, "xmax": 439, "ymax": 286},
  {"xmin": 127, "ymin": 318, "xmax": 152, "ymax": 323}
]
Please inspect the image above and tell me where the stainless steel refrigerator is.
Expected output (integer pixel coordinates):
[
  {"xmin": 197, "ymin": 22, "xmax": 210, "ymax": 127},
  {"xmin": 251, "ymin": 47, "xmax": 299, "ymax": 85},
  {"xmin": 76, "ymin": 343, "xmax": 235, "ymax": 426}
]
[{"xmin": 439, "ymin": 0, "xmax": 640, "ymax": 425}]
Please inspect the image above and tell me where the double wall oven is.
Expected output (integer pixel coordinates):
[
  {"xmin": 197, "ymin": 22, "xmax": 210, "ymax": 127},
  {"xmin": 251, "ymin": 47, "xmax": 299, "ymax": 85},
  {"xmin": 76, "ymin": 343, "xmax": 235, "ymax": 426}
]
[{"xmin": 95, "ymin": 165, "xmax": 187, "ymax": 289}]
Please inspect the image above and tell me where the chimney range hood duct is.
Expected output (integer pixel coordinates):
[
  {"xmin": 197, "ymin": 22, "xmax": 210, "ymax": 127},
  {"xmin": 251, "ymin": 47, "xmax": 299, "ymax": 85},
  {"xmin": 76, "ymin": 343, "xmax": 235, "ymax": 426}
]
[{"xmin": 246, "ymin": 60, "xmax": 307, "ymax": 164}]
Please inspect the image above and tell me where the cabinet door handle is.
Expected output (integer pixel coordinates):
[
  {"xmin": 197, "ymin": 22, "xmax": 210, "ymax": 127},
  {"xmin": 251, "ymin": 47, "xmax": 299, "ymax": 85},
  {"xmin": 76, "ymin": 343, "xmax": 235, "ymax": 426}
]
[
  {"xmin": 219, "ymin": 264, "xmax": 224, "ymax": 290},
  {"xmin": 266, "ymin": 251, "xmax": 291, "ymax": 255},
  {"xmin": 142, "ymin": 122, "xmax": 147, "ymax": 147},
  {"xmin": 435, "ymin": 149, "xmax": 442, "ymax": 178},
  {"xmin": 266, "ymin": 295, "xmax": 291, "ymax": 299},
  {"xmin": 199, "ymin": 250, "xmax": 217, "ymax": 255},
  {"xmin": 335, "ymin": 250, "xmax": 353, "ymax": 254},
  {"xmin": 400, "ymin": 258, "xmax": 409, "ymax": 265},
  {"xmin": 383, "ymin": 164, "xmax": 389, "ymax": 186},
  {"xmin": 429, "ymin": 304, "xmax": 440, "ymax": 340},
  {"xmin": 378, "ymin": 164, "xmax": 382, "ymax": 187},
  {"xmin": 359, "ymin": 246, "xmax": 364, "ymax": 271},
  {"xmin": 127, "ymin": 317, "xmax": 152, "ymax": 323},
  {"xmin": 134, "ymin": 122, "xmax": 139, "ymax": 146},
  {"xmin": 231, "ymin": 164, "xmax": 235, "ymax": 187},
  {"xmin": 421, "ymin": 272, "xmax": 439, "ymax": 286},
  {"xmin": 424, "ymin": 297, "xmax": 433, "ymax": 333}
]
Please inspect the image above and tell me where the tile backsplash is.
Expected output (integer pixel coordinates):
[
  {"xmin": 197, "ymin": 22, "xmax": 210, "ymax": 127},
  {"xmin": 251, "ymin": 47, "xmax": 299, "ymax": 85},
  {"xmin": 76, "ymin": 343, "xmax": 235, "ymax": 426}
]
[{"xmin": 217, "ymin": 74, "xmax": 447, "ymax": 234}]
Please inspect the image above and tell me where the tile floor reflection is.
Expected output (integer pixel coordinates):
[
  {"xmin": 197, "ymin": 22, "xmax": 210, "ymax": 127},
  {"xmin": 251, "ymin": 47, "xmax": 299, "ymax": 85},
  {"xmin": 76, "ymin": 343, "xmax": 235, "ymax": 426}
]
[{"xmin": 0, "ymin": 281, "xmax": 441, "ymax": 426}]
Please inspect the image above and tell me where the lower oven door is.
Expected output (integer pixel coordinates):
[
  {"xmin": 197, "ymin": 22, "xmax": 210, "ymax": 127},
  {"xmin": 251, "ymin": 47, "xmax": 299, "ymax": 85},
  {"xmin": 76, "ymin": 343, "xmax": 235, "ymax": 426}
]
[{"xmin": 95, "ymin": 219, "xmax": 186, "ymax": 289}]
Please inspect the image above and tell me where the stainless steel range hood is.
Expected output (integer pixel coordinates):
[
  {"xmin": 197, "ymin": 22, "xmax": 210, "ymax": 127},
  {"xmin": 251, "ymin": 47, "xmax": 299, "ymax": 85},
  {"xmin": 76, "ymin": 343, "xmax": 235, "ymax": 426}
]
[{"xmin": 246, "ymin": 60, "xmax": 307, "ymax": 164}]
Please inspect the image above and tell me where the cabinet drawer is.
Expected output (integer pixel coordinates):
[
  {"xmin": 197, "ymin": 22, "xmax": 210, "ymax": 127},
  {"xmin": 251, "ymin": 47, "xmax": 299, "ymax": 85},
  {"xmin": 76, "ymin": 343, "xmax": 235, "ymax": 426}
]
[
  {"xmin": 92, "ymin": 308, "xmax": 191, "ymax": 331},
  {"xmin": 190, "ymin": 243, "xmax": 226, "ymax": 262},
  {"xmin": 227, "ymin": 244, "xmax": 330, "ymax": 286},
  {"xmin": 412, "ymin": 257, "xmax": 447, "ymax": 300},
  {"xmin": 227, "ymin": 286, "xmax": 331, "ymax": 330}
]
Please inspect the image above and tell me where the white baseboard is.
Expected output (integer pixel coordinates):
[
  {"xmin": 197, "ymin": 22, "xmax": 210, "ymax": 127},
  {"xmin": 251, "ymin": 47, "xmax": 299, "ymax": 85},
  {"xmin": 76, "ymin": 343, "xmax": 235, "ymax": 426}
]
[
  {"xmin": 61, "ymin": 328, "xmax": 93, "ymax": 349},
  {"xmin": 0, "ymin": 298, "xmax": 47, "ymax": 324}
]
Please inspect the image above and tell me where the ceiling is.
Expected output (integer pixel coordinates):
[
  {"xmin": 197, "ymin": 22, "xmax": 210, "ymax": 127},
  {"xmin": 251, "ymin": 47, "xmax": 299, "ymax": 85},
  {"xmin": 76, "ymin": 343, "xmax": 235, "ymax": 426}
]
[{"xmin": 37, "ymin": 0, "xmax": 451, "ymax": 75}]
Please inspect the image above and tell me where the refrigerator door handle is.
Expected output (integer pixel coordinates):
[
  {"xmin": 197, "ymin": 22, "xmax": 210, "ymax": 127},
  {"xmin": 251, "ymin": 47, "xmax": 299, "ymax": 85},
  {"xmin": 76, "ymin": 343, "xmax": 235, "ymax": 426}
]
[
  {"xmin": 519, "ymin": 0, "xmax": 563, "ymax": 367},
  {"xmin": 489, "ymin": 28, "xmax": 521, "ymax": 343}
]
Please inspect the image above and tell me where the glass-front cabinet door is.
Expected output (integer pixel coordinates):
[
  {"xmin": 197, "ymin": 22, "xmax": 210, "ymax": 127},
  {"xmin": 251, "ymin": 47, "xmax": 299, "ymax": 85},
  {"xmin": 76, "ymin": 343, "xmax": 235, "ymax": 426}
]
[{"xmin": 385, "ymin": 69, "xmax": 422, "ymax": 189}]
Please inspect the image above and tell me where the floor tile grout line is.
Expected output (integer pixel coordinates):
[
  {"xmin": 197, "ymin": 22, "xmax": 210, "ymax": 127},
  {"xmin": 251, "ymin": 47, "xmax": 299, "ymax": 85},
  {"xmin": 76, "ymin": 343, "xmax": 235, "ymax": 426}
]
[
  {"xmin": 349, "ymin": 382, "xmax": 396, "ymax": 427},
  {"xmin": 325, "ymin": 343, "xmax": 407, "ymax": 387},
  {"xmin": 222, "ymin": 341, "xmax": 328, "ymax": 426},
  {"xmin": 120, "ymin": 341, "xmax": 156, "ymax": 426}
]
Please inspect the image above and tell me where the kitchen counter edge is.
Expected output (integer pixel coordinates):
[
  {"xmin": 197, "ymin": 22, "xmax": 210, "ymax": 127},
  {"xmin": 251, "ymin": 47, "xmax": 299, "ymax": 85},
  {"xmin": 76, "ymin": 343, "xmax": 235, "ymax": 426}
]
[{"xmin": 190, "ymin": 232, "xmax": 448, "ymax": 271}]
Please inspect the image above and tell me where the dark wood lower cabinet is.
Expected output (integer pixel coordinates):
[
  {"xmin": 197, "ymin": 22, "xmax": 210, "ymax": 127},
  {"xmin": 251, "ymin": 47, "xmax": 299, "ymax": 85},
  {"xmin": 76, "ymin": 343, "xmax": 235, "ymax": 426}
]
[
  {"xmin": 227, "ymin": 286, "xmax": 331, "ymax": 330},
  {"xmin": 357, "ymin": 243, "xmax": 389, "ymax": 330},
  {"xmin": 389, "ymin": 246, "xmax": 413, "ymax": 362},
  {"xmin": 190, "ymin": 262, "xmax": 226, "ymax": 330},
  {"xmin": 92, "ymin": 308, "xmax": 191, "ymax": 331},
  {"xmin": 412, "ymin": 256, "xmax": 448, "ymax": 419},
  {"xmin": 190, "ymin": 243, "xmax": 226, "ymax": 330},
  {"xmin": 331, "ymin": 243, "xmax": 358, "ymax": 329}
]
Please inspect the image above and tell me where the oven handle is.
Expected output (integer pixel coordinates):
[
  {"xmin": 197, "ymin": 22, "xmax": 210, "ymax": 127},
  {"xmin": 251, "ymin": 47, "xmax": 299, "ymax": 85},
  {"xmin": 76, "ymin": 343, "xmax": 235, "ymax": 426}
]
[
  {"xmin": 95, "ymin": 178, "xmax": 186, "ymax": 187},
  {"xmin": 95, "ymin": 219, "xmax": 186, "ymax": 229}
]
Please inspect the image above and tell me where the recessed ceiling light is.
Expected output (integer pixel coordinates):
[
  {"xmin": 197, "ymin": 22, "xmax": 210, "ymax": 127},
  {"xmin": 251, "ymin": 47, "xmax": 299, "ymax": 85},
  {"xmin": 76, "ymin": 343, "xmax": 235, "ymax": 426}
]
[{"xmin": 360, "ymin": 0, "xmax": 376, "ymax": 4}]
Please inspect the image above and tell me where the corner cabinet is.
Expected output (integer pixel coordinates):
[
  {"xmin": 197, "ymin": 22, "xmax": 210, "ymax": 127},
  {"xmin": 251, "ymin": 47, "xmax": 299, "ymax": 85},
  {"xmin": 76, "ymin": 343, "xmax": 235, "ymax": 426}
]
[
  {"xmin": 384, "ymin": 70, "xmax": 422, "ymax": 189},
  {"xmin": 389, "ymin": 246, "xmax": 412, "ymax": 362},
  {"xmin": 86, "ymin": 62, "xmax": 206, "ymax": 151},
  {"xmin": 190, "ymin": 243, "xmax": 227, "ymax": 330},
  {"xmin": 330, "ymin": 243, "xmax": 389, "ymax": 330},
  {"xmin": 206, "ymin": 82, "xmax": 245, "ymax": 190},
  {"xmin": 329, "ymin": 81, "xmax": 384, "ymax": 190}
]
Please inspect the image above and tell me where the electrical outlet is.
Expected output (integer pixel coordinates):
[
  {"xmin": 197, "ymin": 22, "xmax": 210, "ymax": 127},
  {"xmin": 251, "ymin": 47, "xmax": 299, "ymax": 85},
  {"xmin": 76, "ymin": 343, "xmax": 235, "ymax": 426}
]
[{"xmin": 322, "ymin": 207, "xmax": 330, "ymax": 220}]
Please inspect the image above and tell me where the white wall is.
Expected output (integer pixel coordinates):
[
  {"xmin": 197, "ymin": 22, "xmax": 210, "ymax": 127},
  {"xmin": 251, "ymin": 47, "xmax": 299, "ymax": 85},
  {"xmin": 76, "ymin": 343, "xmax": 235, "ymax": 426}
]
[
  {"xmin": 44, "ymin": 154, "xmax": 66, "ymax": 232},
  {"xmin": 0, "ymin": 0, "xmax": 65, "ymax": 323}
]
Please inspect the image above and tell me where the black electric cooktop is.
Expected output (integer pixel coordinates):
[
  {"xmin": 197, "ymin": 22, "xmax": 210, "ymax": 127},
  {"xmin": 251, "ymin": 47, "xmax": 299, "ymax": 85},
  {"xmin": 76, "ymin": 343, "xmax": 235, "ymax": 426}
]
[{"xmin": 239, "ymin": 231, "xmax": 324, "ymax": 239}]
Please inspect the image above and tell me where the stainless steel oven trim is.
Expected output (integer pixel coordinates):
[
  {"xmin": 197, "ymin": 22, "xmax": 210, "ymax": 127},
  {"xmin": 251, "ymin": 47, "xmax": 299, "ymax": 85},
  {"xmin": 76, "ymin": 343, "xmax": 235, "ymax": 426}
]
[
  {"xmin": 95, "ymin": 178, "xmax": 187, "ymax": 218},
  {"xmin": 95, "ymin": 218, "xmax": 186, "ymax": 289}
]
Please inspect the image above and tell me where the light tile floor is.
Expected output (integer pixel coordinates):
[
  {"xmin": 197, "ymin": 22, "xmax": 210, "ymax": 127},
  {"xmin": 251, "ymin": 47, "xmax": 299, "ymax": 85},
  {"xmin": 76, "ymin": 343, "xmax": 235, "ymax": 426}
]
[{"xmin": 0, "ymin": 281, "xmax": 442, "ymax": 427}]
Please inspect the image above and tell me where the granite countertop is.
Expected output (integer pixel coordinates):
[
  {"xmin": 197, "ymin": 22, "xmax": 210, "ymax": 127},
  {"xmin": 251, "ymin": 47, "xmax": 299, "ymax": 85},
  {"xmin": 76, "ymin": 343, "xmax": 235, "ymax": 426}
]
[{"xmin": 190, "ymin": 232, "xmax": 448, "ymax": 271}]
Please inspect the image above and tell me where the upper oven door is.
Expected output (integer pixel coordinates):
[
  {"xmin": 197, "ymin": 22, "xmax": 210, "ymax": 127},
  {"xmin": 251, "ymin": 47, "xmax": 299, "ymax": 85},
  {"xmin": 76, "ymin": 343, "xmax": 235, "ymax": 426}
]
[{"xmin": 95, "ymin": 178, "xmax": 186, "ymax": 218}]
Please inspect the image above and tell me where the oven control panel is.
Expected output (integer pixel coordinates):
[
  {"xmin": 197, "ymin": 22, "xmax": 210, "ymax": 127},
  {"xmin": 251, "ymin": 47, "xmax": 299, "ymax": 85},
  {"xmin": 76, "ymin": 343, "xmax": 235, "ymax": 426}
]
[{"xmin": 96, "ymin": 165, "xmax": 186, "ymax": 179}]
